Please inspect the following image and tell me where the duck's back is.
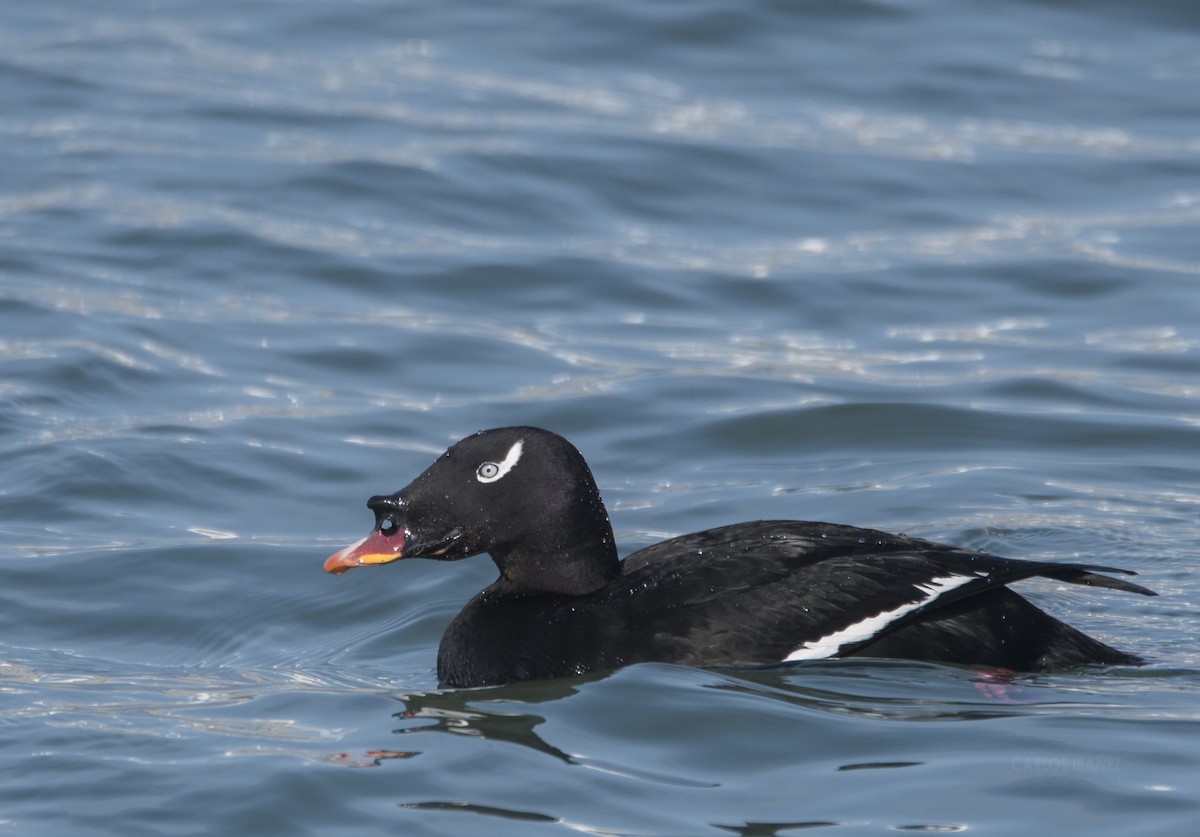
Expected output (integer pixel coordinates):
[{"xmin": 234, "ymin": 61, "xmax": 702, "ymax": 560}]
[{"xmin": 606, "ymin": 520, "xmax": 1147, "ymax": 672}]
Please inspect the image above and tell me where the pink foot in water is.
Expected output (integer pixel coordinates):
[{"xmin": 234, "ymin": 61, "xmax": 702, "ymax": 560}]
[{"xmin": 973, "ymin": 668, "xmax": 1019, "ymax": 702}]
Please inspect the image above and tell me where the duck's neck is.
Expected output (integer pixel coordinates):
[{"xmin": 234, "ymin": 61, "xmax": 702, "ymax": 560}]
[{"xmin": 489, "ymin": 506, "xmax": 620, "ymax": 596}]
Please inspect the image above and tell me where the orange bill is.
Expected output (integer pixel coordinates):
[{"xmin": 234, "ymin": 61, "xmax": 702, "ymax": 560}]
[{"xmin": 323, "ymin": 528, "xmax": 406, "ymax": 575}]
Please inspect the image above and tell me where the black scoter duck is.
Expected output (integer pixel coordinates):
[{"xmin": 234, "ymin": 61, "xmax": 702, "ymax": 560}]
[{"xmin": 324, "ymin": 426, "xmax": 1154, "ymax": 687}]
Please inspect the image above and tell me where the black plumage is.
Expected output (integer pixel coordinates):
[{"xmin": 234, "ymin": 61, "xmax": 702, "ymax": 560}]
[{"xmin": 324, "ymin": 426, "xmax": 1154, "ymax": 687}]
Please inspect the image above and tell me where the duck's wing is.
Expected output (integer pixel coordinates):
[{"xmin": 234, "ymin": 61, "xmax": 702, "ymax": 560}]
[{"xmin": 609, "ymin": 520, "xmax": 1152, "ymax": 667}]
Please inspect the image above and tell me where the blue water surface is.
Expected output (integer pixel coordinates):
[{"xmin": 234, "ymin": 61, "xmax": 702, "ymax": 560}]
[{"xmin": 2, "ymin": 0, "xmax": 1199, "ymax": 833}]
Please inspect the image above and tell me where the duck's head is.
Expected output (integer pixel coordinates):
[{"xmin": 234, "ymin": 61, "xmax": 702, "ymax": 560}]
[{"xmin": 323, "ymin": 426, "xmax": 619, "ymax": 594}]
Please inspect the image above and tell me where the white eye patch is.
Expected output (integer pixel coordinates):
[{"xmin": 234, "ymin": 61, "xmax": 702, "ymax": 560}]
[{"xmin": 476, "ymin": 440, "xmax": 524, "ymax": 484}]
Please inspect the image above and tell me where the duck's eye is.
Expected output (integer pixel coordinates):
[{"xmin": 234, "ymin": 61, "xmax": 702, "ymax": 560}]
[{"xmin": 475, "ymin": 440, "xmax": 524, "ymax": 484}]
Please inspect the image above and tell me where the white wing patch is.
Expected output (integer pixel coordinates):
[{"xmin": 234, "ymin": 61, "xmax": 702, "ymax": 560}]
[
  {"xmin": 782, "ymin": 574, "xmax": 978, "ymax": 662},
  {"xmin": 476, "ymin": 439, "xmax": 524, "ymax": 484}
]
